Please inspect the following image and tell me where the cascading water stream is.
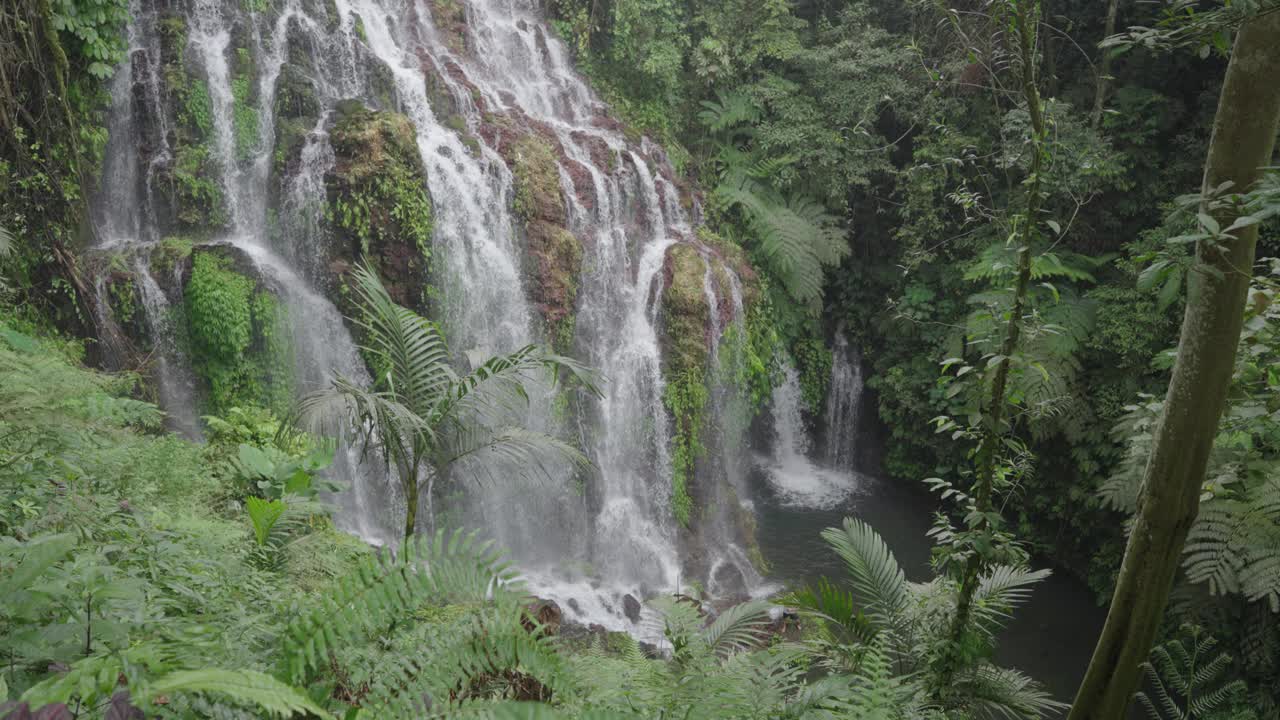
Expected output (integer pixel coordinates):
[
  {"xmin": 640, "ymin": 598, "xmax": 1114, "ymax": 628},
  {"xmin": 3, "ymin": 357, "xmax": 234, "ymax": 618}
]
[
  {"xmin": 760, "ymin": 366, "xmax": 859, "ymax": 509},
  {"xmin": 131, "ymin": 254, "xmax": 204, "ymax": 440},
  {"xmin": 824, "ymin": 333, "xmax": 864, "ymax": 471},
  {"xmin": 93, "ymin": 0, "xmax": 771, "ymax": 635}
]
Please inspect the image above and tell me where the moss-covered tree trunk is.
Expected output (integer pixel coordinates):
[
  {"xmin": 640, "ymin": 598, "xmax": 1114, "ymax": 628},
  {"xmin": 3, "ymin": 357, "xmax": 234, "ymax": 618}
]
[
  {"xmin": 1069, "ymin": 13, "xmax": 1280, "ymax": 719},
  {"xmin": 1090, "ymin": 0, "xmax": 1121, "ymax": 129}
]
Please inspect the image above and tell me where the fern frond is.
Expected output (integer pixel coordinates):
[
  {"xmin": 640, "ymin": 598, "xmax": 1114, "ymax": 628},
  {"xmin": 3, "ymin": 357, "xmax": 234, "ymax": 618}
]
[
  {"xmin": 955, "ymin": 663, "xmax": 1068, "ymax": 720},
  {"xmin": 283, "ymin": 528, "xmax": 521, "ymax": 683},
  {"xmin": 1136, "ymin": 625, "xmax": 1248, "ymax": 720},
  {"xmin": 146, "ymin": 669, "xmax": 333, "ymax": 719},
  {"xmin": 357, "ymin": 606, "xmax": 569, "ymax": 716},
  {"xmin": 697, "ymin": 92, "xmax": 761, "ymax": 133}
]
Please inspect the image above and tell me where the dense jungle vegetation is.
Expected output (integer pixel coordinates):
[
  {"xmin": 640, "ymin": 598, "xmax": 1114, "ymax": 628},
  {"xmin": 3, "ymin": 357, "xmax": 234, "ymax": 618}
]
[{"xmin": 2, "ymin": 0, "xmax": 1280, "ymax": 717}]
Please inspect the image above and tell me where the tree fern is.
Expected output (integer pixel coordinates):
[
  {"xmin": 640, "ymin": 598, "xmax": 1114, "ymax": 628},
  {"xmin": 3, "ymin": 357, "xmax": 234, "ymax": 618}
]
[
  {"xmin": 700, "ymin": 93, "xmax": 847, "ymax": 307},
  {"xmin": 1136, "ymin": 625, "xmax": 1248, "ymax": 720},
  {"xmin": 697, "ymin": 92, "xmax": 762, "ymax": 134},
  {"xmin": 1183, "ymin": 478, "xmax": 1280, "ymax": 611}
]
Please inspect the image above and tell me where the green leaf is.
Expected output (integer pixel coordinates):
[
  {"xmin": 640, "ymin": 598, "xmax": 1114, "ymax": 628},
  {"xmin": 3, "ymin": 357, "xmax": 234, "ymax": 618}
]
[
  {"xmin": 146, "ymin": 669, "xmax": 333, "ymax": 719},
  {"xmin": 8, "ymin": 533, "xmax": 77, "ymax": 590},
  {"xmin": 1197, "ymin": 212, "xmax": 1220, "ymax": 236}
]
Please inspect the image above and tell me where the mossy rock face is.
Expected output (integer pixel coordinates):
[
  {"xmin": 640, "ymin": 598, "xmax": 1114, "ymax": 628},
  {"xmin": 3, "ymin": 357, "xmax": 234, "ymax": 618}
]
[
  {"xmin": 182, "ymin": 246, "xmax": 294, "ymax": 416},
  {"xmin": 659, "ymin": 243, "xmax": 711, "ymax": 380},
  {"xmin": 325, "ymin": 104, "xmax": 434, "ymax": 311},
  {"xmin": 526, "ymin": 222, "xmax": 582, "ymax": 354},
  {"xmin": 511, "ymin": 135, "xmax": 565, "ymax": 224},
  {"xmin": 426, "ymin": 0, "xmax": 468, "ymax": 54},
  {"xmin": 659, "ymin": 243, "xmax": 713, "ymax": 528},
  {"xmin": 146, "ymin": 9, "xmax": 233, "ymax": 237},
  {"xmin": 492, "ymin": 131, "xmax": 584, "ymax": 352}
]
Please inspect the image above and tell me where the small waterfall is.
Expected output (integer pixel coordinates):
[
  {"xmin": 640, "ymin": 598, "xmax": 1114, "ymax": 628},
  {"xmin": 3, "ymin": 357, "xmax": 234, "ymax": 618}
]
[
  {"xmin": 761, "ymin": 366, "xmax": 858, "ymax": 509},
  {"xmin": 132, "ymin": 255, "xmax": 203, "ymax": 440},
  {"xmin": 824, "ymin": 333, "xmax": 864, "ymax": 472}
]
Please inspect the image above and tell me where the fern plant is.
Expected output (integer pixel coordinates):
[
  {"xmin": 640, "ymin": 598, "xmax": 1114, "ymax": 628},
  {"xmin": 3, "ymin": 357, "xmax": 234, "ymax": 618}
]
[
  {"xmin": 698, "ymin": 92, "xmax": 848, "ymax": 308},
  {"xmin": 567, "ymin": 597, "xmax": 868, "ymax": 718},
  {"xmin": 1136, "ymin": 625, "xmax": 1249, "ymax": 720}
]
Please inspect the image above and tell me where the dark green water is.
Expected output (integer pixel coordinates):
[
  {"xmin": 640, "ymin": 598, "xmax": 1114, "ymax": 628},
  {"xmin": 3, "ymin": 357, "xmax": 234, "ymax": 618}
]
[{"xmin": 749, "ymin": 462, "xmax": 1108, "ymax": 705}]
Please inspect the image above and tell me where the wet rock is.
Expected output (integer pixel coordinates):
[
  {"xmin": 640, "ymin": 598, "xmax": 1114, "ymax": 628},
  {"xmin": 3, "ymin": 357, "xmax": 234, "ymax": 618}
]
[
  {"xmin": 521, "ymin": 598, "xmax": 563, "ymax": 637},
  {"xmin": 622, "ymin": 593, "xmax": 642, "ymax": 624},
  {"xmin": 658, "ymin": 243, "xmax": 711, "ymax": 379},
  {"xmin": 566, "ymin": 598, "xmax": 582, "ymax": 614},
  {"xmin": 426, "ymin": 0, "xmax": 468, "ymax": 55},
  {"xmin": 325, "ymin": 104, "xmax": 434, "ymax": 311},
  {"xmin": 639, "ymin": 641, "xmax": 661, "ymax": 659}
]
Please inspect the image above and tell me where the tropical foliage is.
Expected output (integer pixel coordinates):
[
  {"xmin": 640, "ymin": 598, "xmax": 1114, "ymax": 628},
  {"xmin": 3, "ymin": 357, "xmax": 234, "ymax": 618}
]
[{"xmin": 291, "ymin": 263, "xmax": 600, "ymax": 541}]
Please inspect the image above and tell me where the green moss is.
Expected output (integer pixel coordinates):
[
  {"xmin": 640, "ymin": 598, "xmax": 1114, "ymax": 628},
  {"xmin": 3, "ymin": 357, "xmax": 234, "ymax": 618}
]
[
  {"xmin": 271, "ymin": 64, "xmax": 320, "ymax": 175},
  {"xmin": 659, "ymin": 244, "xmax": 713, "ymax": 526},
  {"xmin": 527, "ymin": 223, "xmax": 582, "ymax": 354},
  {"xmin": 328, "ymin": 107, "xmax": 433, "ymax": 256},
  {"xmin": 183, "ymin": 81, "xmax": 214, "ymax": 138},
  {"xmin": 511, "ymin": 135, "xmax": 564, "ymax": 223},
  {"xmin": 106, "ymin": 274, "xmax": 138, "ymax": 326},
  {"xmin": 156, "ymin": 14, "xmax": 187, "ymax": 65},
  {"xmin": 231, "ymin": 48, "xmax": 260, "ymax": 160},
  {"xmin": 660, "ymin": 244, "xmax": 710, "ymax": 377},
  {"xmin": 184, "ymin": 251, "xmax": 293, "ymax": 415},
  {"xmin": 151, "ymin": 236, "xmax": 196, "ymax": 278},
  {"xmin": 444, "ymin": 113, "xmax": 467, "ymax": 133},
  {"xmin": 664, "ymin": 372, "xmax": 705, "ymax": 527},
  {"xmin": 170, "ymin": 143, "xmax": 228, "ymax": 230}
]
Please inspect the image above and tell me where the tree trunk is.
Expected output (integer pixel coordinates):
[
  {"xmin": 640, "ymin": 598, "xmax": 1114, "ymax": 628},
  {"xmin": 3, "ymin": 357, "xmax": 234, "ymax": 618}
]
[
  {"xmin": 1091, "ymin": 0, "xmax": 1121, "ymax": 129},
  {"xmin": 1068, "ymin": 13, "xmax": 1280, "ymax": 719},
  {"xmin": 402, "ymin": 458, "xmax": 419, "ymax": 544}
]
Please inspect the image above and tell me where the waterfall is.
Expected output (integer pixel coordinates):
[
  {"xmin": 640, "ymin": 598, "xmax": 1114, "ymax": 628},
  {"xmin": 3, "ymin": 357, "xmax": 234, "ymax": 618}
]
[
  {"xmin": 824, "ymin": 333, "xmax": 864, "ymax": 472},
  {"xmin": 91, "ymin": 0, "xmax": 766, "ymax": 633},
  {"xmin": 132, "ymin": 253, "xmax": 203, "ymax": 440},
  {"xmin": 761, "ymin": 366, "xmax": 858, "ymax": 509}
]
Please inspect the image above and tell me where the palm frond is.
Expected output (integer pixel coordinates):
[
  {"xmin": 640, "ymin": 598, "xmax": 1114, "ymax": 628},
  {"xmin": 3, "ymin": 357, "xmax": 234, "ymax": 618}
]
[
  {"xmin": 701, "ymin": 600, "xmax": 772, "ymax": 655},
  {"xmin": 290, "ymin": 374, "xmax": 434, "ymax": 470},
  {"xmin": 970, "ymin": 566, "xmax": 1051, "ymax": 637},
  {"xmin": 441, "ymin": 425, "xmax": 589, "ymax": 485},
  {"xmin": 350, "ymin": 262, "xmax": 455, "ymax": 416},
  {"xmin": 442, "ymin": 345, "xmax": 601, "ymax": 424},
  {"xmin": 820, "ymin": 518, "xmax": 909, "ymax": 632}
]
